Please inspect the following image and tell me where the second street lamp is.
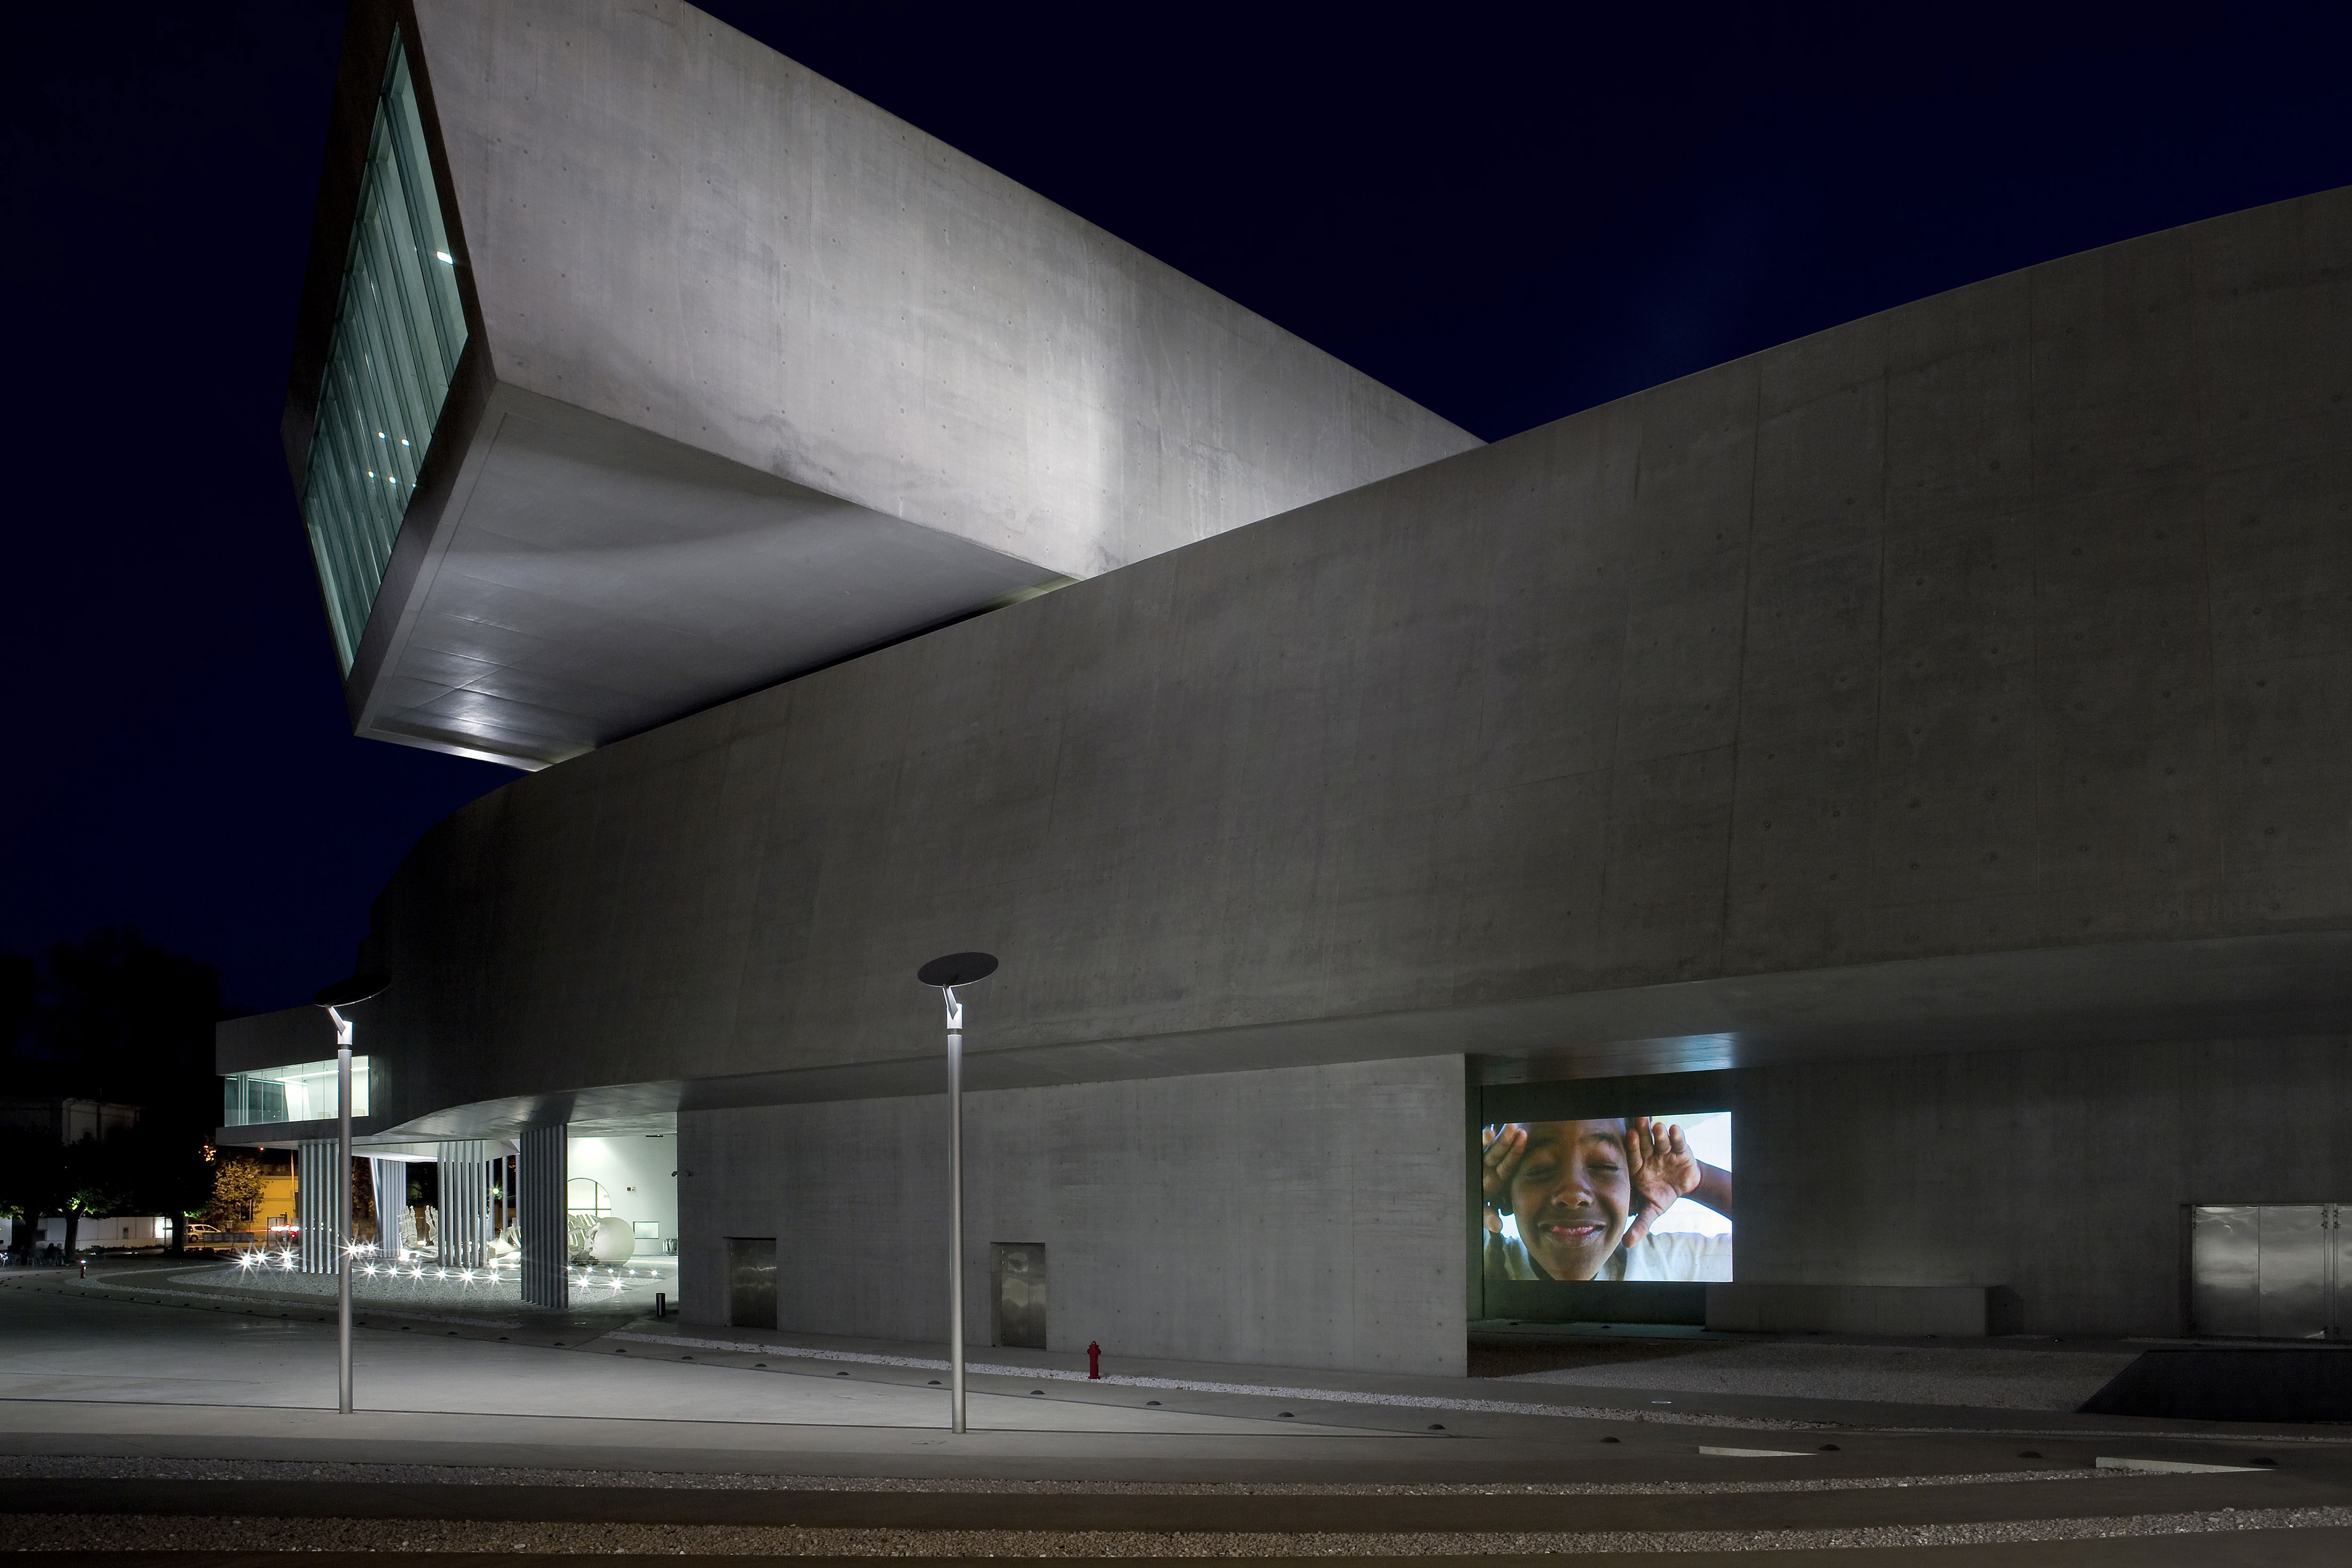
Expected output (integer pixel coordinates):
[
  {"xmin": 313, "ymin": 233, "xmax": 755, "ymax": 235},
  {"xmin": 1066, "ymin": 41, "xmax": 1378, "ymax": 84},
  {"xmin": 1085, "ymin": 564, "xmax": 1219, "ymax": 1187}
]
[
  {"xmin": 915, "ymin": 950, "xmax": 996, "ymax": 1435},
  {"xmin": 310, "ymin": 971, "xmax": 388, "ymax": 1417}
]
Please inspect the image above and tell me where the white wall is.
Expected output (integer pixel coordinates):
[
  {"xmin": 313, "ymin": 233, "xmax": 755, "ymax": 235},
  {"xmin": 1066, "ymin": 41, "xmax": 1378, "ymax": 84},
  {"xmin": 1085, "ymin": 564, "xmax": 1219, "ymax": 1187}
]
[
  {"xmin": 682, "ymin": 1056, "xmax": 1465, "ymax": 1376},
  {"xmin": 567, "ymin": 1133, "xmax": 680, "ymax": 1257}
]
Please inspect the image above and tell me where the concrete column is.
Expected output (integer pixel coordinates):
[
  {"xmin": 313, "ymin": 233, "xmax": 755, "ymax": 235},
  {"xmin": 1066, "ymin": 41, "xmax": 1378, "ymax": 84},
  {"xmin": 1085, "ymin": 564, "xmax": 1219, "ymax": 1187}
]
[
  {"xmin": 435, "ymin": 1140, "xmax": 491, "ymax": 1267},
  {"xmin": 296, "ymin": 1139, "xmax": 339, "ymax": 1274},
  {"xmin": 519, "ymin": 1124, "xmax": 567, "ymax": 1309}
]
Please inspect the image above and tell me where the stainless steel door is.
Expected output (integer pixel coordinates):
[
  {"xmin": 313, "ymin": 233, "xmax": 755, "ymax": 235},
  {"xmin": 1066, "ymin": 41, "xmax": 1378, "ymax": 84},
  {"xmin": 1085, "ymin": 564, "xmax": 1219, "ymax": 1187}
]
[
  {"xmin": 2190, "ymin": 1206, "xmax": 2262, "ymax": 1337},
  {"xmin": 2257, "ymin": 1205, "xmax": 2330, "ymax": 1340},
  {"xmin": 2335, "ymin": 1206, "xmax": 2352, "ymax": 1339},
  {"xmin": 726, "ymin": 1236, "xmax": 776, "ymax": 1330},
  {"xmin": 2189, "ymin": 1203, "xmax": 2343, "ymax": 1339},
  {"xmin": 993, "ymin": 1242, "xmax": 1046, "ymax": 1350}
]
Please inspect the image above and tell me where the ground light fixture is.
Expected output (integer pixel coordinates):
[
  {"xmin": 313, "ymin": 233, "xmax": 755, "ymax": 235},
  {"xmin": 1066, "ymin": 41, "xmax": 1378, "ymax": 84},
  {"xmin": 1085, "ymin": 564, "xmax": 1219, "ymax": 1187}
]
[
  {"xmin": 916, "ymin": 950, "xmax": 997, "ymax": 1435},
  {"xmin": 312, "ymin": 971, "xmax": 389, "ymax": 1415}
]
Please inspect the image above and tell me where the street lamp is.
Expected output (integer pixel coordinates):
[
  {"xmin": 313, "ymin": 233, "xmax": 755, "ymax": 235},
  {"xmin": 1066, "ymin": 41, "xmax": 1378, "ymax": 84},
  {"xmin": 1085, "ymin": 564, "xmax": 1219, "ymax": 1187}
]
[
  {"xmin": 311, "ymin": 971, "xmax": 388, "ymax": 1416},
  {"xmin": 916, "ymin": 950, "xmax": 996, "ymax": 1435}
]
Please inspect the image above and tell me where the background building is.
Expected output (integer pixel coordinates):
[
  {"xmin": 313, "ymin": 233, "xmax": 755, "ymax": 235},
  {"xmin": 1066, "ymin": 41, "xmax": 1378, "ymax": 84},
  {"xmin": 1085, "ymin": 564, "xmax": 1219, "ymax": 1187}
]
[{"xmin": 222, "ymin": 0, "xmax": 2352, "ymax": 1366}]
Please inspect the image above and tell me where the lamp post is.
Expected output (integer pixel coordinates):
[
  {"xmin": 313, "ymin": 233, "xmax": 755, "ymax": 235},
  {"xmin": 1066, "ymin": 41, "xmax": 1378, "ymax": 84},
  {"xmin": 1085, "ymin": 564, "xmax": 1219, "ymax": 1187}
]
[
  {"xmin": 916, "ymin": 951, "xmax": 996, "ymax": 1435},
  {"xmin": 311, "ymin": 972, "xmax": 388, "ymax": 1416}
]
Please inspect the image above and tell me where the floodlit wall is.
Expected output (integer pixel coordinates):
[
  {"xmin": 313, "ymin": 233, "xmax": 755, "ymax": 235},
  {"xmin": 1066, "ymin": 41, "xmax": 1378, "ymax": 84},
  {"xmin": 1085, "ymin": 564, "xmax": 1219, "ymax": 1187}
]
[
  {"xmin": 396, "ymin": 0, "xmax": 1478, "ymax": 581},
  {"xmin": 680, "ymin": 1057, "xmax": 1465, "ymax": 1375},
  {"xmin": 356, "ymin": 183, "xmax": 2352, "ymax": 1122},
  {"xmin": 567, "ymin": 1133, "xmax": 680, "ymax": 1257},
  {"xmin": 1731, "ymin": 1033, "xmax": 2352, "ymax": 1336}
]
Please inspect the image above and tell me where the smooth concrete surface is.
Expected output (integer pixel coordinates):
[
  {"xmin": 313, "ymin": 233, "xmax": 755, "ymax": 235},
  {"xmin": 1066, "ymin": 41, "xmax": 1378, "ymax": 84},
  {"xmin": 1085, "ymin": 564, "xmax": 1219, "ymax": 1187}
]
[
  {"xmin": 11, "ymin": 1274, "xmax": 2352, "ymax": 1562},
  {"xmin": 1708, "ymin": 1284, "xmax": 2009, "ymax": 1337},
  {"xmin": 317, "ymin": 179, "xmax": 2352, "ymax": 1125},
  {"xmin": 351, "ymin": 388, "xmax": 1059, "ymax": 768},
  {"xmin": 1502, "ymin": 1341, "xmax": 2143, "ymax": 1413},
  {"xmin": 0, "ymin": 1273, "xmax": 1336, "ymax": 1439},
  {"xmin": 16, "ymin": 1267, "xmax": 2352, "ymax": 1458},
  {"xmin": 1733, "ymin": 1033, "xmax": 2352, "ymax": 1335},
  {"xmin": 294, "ymin": 1, "xmax": 1477, "ymax": 767},
  {"xmin": 682, "ymin": 1057, "xmax": 1463, "ymax": 1376}
]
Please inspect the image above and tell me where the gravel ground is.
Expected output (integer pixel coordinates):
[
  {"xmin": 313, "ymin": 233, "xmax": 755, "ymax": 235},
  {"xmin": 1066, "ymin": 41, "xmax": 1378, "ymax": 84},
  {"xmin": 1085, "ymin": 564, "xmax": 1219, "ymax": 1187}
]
[
  {"xmin": 1504, "ymin": 1342, "xmax": 2142, "ymax": 1411},
  {"xmin": 0, "ymin": 1455, "xmax": 2143, "ymax": 1496},
  {"xmin": 6, "ymin": 1506, "xmax": 2340, "ymax": 1554}
]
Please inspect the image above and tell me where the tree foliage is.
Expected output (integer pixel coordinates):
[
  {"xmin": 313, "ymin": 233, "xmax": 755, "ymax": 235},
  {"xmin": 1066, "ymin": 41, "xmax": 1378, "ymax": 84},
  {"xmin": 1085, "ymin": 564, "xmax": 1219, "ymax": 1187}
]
[
  {"xmin": 208, "ymin": 1153, "xmax": 270, "ymax": 1228},
  {"xmin": 1, "ymin": 928, "xmax": 229, "ymax": 1252}
]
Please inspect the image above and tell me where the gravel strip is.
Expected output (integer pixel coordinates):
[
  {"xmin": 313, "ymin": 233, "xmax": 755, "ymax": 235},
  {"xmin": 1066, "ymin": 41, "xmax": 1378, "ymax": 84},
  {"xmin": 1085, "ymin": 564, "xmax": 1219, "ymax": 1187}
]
[
  {"xmin": 4, "ymin": 1505, "xmax": 2336, "ymax": 1554},
  {"xmin": 0, "ymin": 1455, "xmax": 2141, "ymax": 1496}
]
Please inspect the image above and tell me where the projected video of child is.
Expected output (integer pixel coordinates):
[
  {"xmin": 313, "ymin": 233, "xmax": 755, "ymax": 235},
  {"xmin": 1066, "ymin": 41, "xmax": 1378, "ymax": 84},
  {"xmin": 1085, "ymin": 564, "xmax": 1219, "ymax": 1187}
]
[{"xmin": 1479, "ymin": 1114, "xmax": 1732, "ymax": 1282}]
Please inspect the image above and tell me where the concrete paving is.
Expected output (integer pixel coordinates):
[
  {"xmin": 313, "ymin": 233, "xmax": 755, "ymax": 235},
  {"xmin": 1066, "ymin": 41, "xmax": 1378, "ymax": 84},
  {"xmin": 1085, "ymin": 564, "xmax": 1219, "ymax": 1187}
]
[
  {"xmin": 0, "ymin": 1274, "xmax": 1342, "ymax": 1438},
  {"xmin": 1498, "ymin": 1339, "xmax": 2145, "ymax": 1412},
  {"xmin": 8, "ymin": 1266, "xmax": 2352, "ymax": 1560}
]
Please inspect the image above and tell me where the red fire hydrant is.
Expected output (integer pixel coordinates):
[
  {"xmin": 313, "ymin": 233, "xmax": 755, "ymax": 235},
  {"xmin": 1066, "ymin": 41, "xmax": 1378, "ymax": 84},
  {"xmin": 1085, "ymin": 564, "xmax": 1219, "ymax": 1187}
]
[{"xmin": 1087, "ymin": 1340, "xmax": 1101, "ymax": 1380}]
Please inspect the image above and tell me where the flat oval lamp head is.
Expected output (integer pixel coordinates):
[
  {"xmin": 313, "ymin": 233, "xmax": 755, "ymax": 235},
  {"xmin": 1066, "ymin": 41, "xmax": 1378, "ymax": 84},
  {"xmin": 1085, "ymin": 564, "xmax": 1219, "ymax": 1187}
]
[
  {"xmin": 312, "ymin": 973, "xmax": 390, "ymax": 1010},
  {"xmin": 916, "ymin": 952, "xmax": 997, "ymax": 988}
]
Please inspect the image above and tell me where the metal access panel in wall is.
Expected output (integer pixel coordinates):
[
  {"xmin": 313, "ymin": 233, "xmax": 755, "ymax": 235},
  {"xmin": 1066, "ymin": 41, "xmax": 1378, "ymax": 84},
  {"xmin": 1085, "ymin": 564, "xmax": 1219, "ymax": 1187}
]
[
  {"xmin": 2188, "ymin": 1205, "xmax": 2345, "ymax": 1339},
  {"xmin": 993, "ymin": 1242, "xmax": 1047, "ymax": 1350},
  {"xmin": 726, "ymin": 1236, "xmax": 777, "ymax": 1331}
]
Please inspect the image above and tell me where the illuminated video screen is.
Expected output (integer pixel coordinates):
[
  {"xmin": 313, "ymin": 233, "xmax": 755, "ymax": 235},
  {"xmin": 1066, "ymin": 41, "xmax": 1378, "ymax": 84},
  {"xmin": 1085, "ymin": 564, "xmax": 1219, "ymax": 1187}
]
[{"xmin": 1479, "ymin": 1112, "xmax": 1732, "ymax": 1282}]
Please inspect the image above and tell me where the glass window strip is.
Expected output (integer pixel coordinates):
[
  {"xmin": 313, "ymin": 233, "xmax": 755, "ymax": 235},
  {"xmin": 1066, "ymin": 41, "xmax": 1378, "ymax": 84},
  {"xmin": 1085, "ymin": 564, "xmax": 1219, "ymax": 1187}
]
[
  {"xmin": 298, "ymin": 26, "xmax": 468, "ymax": 674},
  {"xmin": 384, "ymin": 48, "xmax": 466, "ymax": 369},
  {"xmin": 222, "ymin": 1058, "xmax": 372, "ymax": 1126}
]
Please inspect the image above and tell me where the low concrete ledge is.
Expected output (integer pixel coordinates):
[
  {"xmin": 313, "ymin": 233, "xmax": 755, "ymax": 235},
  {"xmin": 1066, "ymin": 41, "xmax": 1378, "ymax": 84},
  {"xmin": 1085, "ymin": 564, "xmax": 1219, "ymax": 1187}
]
[
  {"xmin": 1485, "ymin": 1281, "xmax": 1706, "ymax": 1326},
  {"xmin": 1706, "ymin": 1283, "xmax": 2021, "ymax": 1337}
]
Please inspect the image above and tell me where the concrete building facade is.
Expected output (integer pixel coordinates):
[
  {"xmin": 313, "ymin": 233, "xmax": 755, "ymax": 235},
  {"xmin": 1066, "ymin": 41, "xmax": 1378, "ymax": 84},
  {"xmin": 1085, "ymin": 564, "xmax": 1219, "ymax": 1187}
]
[{"xmin": 222, "ymin": 0, "xmax": 2352, "ymax": 1369}]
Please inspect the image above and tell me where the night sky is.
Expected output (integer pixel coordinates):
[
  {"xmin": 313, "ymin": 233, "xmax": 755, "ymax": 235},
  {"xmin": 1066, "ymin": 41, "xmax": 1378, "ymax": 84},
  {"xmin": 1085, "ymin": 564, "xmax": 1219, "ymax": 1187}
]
[{"xmin": 5, "ymin": 3, "xmax": 2349, "ymax": 1015}]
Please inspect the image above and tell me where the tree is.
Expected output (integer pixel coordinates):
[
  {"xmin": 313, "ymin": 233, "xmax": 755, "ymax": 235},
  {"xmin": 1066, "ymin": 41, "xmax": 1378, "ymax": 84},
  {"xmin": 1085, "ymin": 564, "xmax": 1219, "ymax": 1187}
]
[
  {"xmin": 112, "ymin": 1123, "xmax": 218, "ymax": 1253},
  {"xmin": 208, "ymin": 1153, "xmax": 269, "ymax": 1231},
  {"xmin": 5, "ymin": 930, "xmax": 229, "ymax": 1252},
  {"xmin": 0, "ymin": 1127, "xmax": 66, "ymax": 1260},
  {"xmin": 57, "ymin": 1134, "xmax": 132, "ymax": 1256},
  {"xmin": 38, "ymin": 929, "xmax": 222, "ymax": 1110},
  {"xmin": 0, "ymin": 951, "xmax": 35, "ymax": 1061}
]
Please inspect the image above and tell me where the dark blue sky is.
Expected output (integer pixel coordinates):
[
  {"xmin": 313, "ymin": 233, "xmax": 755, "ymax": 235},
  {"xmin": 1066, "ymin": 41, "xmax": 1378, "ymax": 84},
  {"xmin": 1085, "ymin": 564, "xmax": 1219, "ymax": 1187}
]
[{"xmin": 4, "ymin": 2, "xmax": 2349, "ymax": 1013}]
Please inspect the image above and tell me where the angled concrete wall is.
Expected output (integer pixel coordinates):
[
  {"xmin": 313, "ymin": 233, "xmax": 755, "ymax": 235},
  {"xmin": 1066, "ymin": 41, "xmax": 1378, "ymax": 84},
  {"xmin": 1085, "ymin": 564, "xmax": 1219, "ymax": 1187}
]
[
  {"xmin": 394, "ymin": 0, "xmax": 1478, "ymax": 581},
  {"xmin": 354, "ymin": 182, "xmax": 2352, "ymax": 1128},
  {"xmin": 297, "ymin": 0, "xmax": 1478, "ymax": 767},
  {"xmin": 680, "ymin": 1056, "xmax": 1465, "ymax": 1375}
]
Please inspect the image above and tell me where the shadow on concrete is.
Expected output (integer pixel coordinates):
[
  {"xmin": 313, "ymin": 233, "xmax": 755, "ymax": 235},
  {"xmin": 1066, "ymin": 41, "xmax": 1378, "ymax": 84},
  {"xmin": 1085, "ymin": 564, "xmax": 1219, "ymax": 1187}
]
[{"xmin": 2080, "ymin": 1348, "xmax": 2352, "ymax": 1424}]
